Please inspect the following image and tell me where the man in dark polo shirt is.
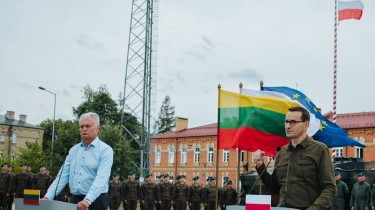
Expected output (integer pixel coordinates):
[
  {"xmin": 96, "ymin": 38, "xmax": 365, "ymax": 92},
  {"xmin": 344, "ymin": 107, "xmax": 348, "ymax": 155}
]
[{"xmin": 253, "ymin": 106, "xmax": 336, "ymax": 209}]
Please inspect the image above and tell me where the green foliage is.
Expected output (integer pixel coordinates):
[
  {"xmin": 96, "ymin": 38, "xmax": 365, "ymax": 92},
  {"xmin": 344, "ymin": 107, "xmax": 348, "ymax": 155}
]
[
  {"xmin": 153, "ymin": 95, "xmax": 176, "ymax": 134},
  {"xmin": 15, "ymin": 142, "xmax": 49, "ymax": 173}
]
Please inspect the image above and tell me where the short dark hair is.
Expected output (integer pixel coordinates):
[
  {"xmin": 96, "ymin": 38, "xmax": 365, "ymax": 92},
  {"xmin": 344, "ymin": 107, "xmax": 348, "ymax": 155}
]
[{"xmin": 288, "ymin": 106, "xmax": 310, "ymax": 122}]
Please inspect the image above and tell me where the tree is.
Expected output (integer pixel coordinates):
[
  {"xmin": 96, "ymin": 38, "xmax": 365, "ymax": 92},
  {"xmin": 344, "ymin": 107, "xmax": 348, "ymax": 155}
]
[
  {"xmin": 16, "ymin": 142, "xmax": 49, "ymax": 173},
  {"xmin": 153, "ymin": 95, "xmax": 175, "ymax": 134}
]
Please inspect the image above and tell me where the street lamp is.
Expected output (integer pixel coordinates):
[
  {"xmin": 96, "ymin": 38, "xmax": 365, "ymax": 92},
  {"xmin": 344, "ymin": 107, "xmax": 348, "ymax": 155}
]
[{"xmin": 38, "ymin": 86, "xmax": 56, "ymax": 150}]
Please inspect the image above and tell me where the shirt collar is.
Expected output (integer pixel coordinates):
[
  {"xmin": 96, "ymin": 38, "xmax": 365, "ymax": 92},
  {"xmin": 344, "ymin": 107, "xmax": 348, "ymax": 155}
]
[
  {"xmin": 80, "ymin": 136, "xmax": 99, "ymax": 148},
  {"xmin": 288, "ymin": 135, "xmax": 310, "ymax": 149}
]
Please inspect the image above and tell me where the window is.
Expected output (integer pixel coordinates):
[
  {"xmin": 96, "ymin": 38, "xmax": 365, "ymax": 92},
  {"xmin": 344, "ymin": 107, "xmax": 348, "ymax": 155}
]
[
  {"xmin": 222, "ymin": 176, "xmax": 228, "ymax": 187},
  {"xmin": 155, "ymin": 147, "xmax": 161, "ymax": 164},
  {"xmin": 223, "ymin": 149, "xmax": 229, "ymax": 162},
  {"xmin": 207, "ymin": 146, "xmax": 214, "ymax": 163},
  {"xmin": 168, "ymin": 146, "xmax": 175, "ymax": 163},
  {"xmin": 240, "ymin": 151, "xmax": 244, "ymax": 162},
  {"xmin": 10, "ymin": 154, "xmax": 15, "ymax": 161},
  {"xmin": 194, "ymin": 147, "xmax": 200, "ymax": 163},
  {"xmin": 334, "ymin": 147, "xmax": 343, "ymax": 157},
  {"xmin": 12, "ymin": 133, "xmax": 17, "ymax": 144},
  {"xmin": 0, "ymin": 132, "xmax": 4, "ymax": 142},
  {"xmin": 181, "ymin": 146, "xmax": 187, "ymax": 163},
  {"xmin": 355, "ymin": 147, "xmax": 363, "ymax": 158}
]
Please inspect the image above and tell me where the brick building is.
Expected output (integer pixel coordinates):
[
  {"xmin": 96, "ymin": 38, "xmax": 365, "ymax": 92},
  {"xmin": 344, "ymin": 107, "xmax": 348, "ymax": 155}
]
[
  {"xmin": 150, "ymin": 112, "xmax": 375, "ymax": 188},
  {"xmin": 0, "ymin": 111, "xmax": 44, "ymax": 159}
]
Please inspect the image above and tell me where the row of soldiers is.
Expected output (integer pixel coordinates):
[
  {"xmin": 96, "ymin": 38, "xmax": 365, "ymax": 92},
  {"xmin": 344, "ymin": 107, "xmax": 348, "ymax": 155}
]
[
  {"xmin": 331, "ymin": 171, "xmax": 375, "ymax": 210},
  {"xmin": 0, "ymin": 163, "xmax": 52, "ymax": 209},
  {"xmin": 108, "ymin": 171, "xmax": 238, "ymax": 210}
]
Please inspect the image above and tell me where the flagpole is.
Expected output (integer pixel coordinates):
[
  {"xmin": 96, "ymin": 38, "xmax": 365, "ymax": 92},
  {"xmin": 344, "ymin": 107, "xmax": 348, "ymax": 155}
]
[
  {"xmin": 215, "ymin": 84, "xmax": 221, "ymax": 210},
  {"xmin": 332, "ymin": 0, "xmax": 339, "ymax": 159},
  {"xmin": 236, "ymin": 82, "xmax": 243, "ymax": 194},
  {"xmin": 333, "ymin": 0, "xmax": 338, "ymax": 124}
]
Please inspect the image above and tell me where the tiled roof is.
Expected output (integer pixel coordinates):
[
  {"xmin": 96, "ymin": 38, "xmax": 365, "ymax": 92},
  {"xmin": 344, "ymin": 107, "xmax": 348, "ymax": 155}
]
[
  {"xmin": 324, "ymin": 111, "xmax": 375, "ymax": 129},
  {"xmin": 0, "ymin": 115, "xmax": 43, "ymax": 129},
  {"xmin": 151, "ymin": 123, "xmax": 217, "ymax": 139}
]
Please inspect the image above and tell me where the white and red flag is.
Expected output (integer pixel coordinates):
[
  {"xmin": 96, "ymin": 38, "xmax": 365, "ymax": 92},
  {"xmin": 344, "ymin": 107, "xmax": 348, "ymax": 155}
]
[{"xmin": 338, "ymin": 0, "xmax": 364, "ymax": 21}]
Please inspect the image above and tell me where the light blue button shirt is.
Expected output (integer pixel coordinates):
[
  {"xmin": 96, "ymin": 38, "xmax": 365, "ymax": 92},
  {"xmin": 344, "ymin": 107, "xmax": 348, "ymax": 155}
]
[{"xmin": 45, "ymin": 137, "xmax": 113, "ymax": 203}]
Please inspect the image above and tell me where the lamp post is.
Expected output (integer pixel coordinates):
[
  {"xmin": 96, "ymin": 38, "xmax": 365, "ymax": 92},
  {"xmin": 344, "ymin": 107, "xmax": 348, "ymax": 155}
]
[{"xmin": 38, "ymin": 86, "xmax": 56, "ymax": 150}]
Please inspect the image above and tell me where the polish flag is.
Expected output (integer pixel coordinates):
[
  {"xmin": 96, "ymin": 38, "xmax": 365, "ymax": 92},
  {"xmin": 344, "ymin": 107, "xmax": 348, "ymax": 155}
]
[
  {"xmin": 246, "ymin": 195, "xmax": 271, "ymax": 210},
  {"xmin": 338, "ymin": 0, "xmax": 364, "ymax": 21}
]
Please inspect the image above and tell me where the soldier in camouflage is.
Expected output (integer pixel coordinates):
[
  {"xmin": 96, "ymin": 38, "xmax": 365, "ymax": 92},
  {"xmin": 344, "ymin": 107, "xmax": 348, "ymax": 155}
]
[
  {"xmin": 122, "ymin": 171, "xmax": 140, "ymax": 210},
  {"xmin": 0, "ymin": 164, "xmax": 12, "ymax": 210},
  {"xmin": 159, "ymin": 174, "xmax": 173, "ymax": 210},
  {"xmin": 33, "ymin": 165, "xmax": 52, "ymax": 198},
  {"xmin": 222, "ymin": 180, "xmax": 237, "ymax": 210},
  {"xmin": 203, "ymin": 176, "xmax": 217, "ymax": 210},
  {"xmin": 141, "ymin": 174, "xmax": 158, "ymax": 210},
  {"xmin": 350, "ymin": 172, "xmax": 371, "ymax": 210},
  {"xmin": 108, "ymin": 172, "xmax": 122, "ymax": 210},
  {"xmin": 155, "ymin": 174, "xmax": 164, "ymax": 210},
  {"xmin": 5, "ymin": 165, "xmax": 14, "ymax": 210},
  {"xmin": 371, "ymin": 182, "xmax": 375, "ymax": 210},
  {"xmin": 330, "ymin": 171, "xmax": 349, "ymax": 210},
  {"xmin": 188, "ymin": 175, "xmax": 202, "ymax": 210},
  {"xmin": 173, "ymin": 175, "xmax": 188, "ymax": 210},
  {"xmin": 15, "ymin": 163, "xmax": 32, "ymax": 198}
]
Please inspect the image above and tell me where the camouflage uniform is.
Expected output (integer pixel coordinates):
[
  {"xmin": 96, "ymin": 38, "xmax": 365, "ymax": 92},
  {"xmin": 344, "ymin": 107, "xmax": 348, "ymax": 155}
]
[
  {"xmin": 350, "ymin": 180, "xmax": 371, "ymax": 210},
  {"xmin": 173, "ymin": 179, "xmax": 188, "ymax": 210},
  {"xmin": 123, "ymin": 179, "xmax": 140, "ymax": 210},
  {"xmin": 203, "ymin": 180, "xmax": 217, "ymax": 210},
  {"xmin": 34, "ymin": 172, "xmax": 52, "ymax": 198},
  {"xmin": 141, "ymin": 177, "xmax": 159, "ymax": 210},
  {"xmin": 0, "ymin": 171, "xmax": 12, "ymax": 209},
  {"xmin": 109, "ymin": 179, "xmax": 122, "ymax": 210},
  {"xmin": 15, "ymin": 172, "xmax": 32, "ymax": 198},
  {"xmin": 155, "ymin": 175, "xmax": 164, "ymax": 210},
  {"xmin": 159, "ymin": 178, "xmax": 173, "ymax": 210},
  {"xmin": 56, "ymin": 185, "xmax": 70, "ymax": 202},
  {"xmin": 6, "ymin": 170, "xmax": 15, "ymax": 210},
  {"xmin": 330, "ymin": 179, "xmax": 349, "ymax": 210},
  {"xmin": 188, "ymin": 182, "xmax": 202, "ymax": 210},
  {"xmin": 222, "ymin": 183, "xmax": 237, "ymax": 210},
  {"xmin": 371, "ymin": 184, "xmax": 375, "ymax": 210}
]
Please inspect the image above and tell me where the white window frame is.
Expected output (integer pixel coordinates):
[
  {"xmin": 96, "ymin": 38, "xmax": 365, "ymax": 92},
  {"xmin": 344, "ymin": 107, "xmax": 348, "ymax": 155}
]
[
  {"xmin": 240, "ymin": 151, "xmax": 244, "ymax": 162},
  {"xmin": 194, "ymin": 147, "xmax": 200, "ymax": 163},
  {"xmin": 0, "ymin": 132, "xmax": 5, "ymax": 142},
  {"xmin": 181, "ymin": 146, "xmax": 187, "ymax": 163},
  {"xmin": 222, "ymin": 176, "xmax": 228, "ymax": 187},
  {"xmin": 155, "ymin": 147, "xmax": 161, "ymax": 164},
  {"xmin": 355, "ymin": 146, "xmax": 363, "ymax": 158},
  {"xmin": 223, "ymin": 149, "xmax": 229, "ymax": 162},
  {"xmin": 207, "ymin": 146, "xmax": 214, "ymax": 163},
  {"xmin": 334, "ymin": 147, "xmax": 343, "ymax": 157},
  {"xmin": 168, "ymin": 146, "xmax": 175, "ymax": 163},
  {"xmin": 12, "ymin": 133, "xmax": 17, "ymax": 144}
]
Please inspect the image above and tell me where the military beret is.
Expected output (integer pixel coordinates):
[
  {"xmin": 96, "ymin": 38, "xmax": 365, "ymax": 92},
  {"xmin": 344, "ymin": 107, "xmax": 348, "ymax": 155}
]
[
  {"xmin": 176, "ymin": 175, "xmax": 182, "ymax": 180},
  {"xmin": 181, "ymin": 175, "xmax": 186, "ymax": 179},
  {"xmin": 193, "ymin": 175, "xmax": 199, "ymax": 181},
  {"xmin": 144, "ymin": 174, "xmax": 151, "ymax": 178},
  {"xmin": 1, "ymin": 163, "xmax": 9, "ymax": 167},
  {"xmin": 159, "ymin": 174, "xmax": 164, "ymax": 178},
  {"xmin": 20, "ymin": 163, "xmax": 28, "ymax": 167},
  {"xmin": 163, "ymin": 174, "xmax": 169, "ymax": 178},
  {"xmin": 39, "ymin": 164, "xmax": 46, "ymax": 168},
  {"xmin": 209, "ymin": 176, "xmax": 216, "ymax": 182},
  {"xmin": 112, "ymin": 171, "xmax": 119, "ymax": 177},
  {"xmin": 226, "ymin": 180, "xmax": 232, "ymax": 185},
  {"xmin": 334, "ymin": 171, "xmax": 341, "ymax": 176},
  {"xmin": 128, "ymin": 171, "xmax": 135, "ymax": 176},
  {"xmin": 358, "ymin": 172, "xmax": 365, "ymax": 176},
  {"xmin": 206, "ymin": 176, "xmax": 212, "ymax": 182}
]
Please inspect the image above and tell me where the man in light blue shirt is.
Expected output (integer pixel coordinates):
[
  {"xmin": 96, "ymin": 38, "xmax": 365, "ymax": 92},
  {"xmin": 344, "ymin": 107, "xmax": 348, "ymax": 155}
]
[{"xmin": 44, "ymin": 112, "xmax": 113, "ymax": 210}]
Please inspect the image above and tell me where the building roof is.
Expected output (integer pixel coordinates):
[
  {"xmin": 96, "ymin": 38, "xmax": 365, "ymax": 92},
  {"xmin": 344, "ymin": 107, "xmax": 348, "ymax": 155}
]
[
  {"xmin": 0, "ymin": 115, "xmax": 43, "ymax": 129},
  {"xmin": 152, "ymin": 123, "xmax": 217, "ymax": 139},
  {"xmin": 325, "ymin": 111, "xmax": 375, "ymax": 129}
]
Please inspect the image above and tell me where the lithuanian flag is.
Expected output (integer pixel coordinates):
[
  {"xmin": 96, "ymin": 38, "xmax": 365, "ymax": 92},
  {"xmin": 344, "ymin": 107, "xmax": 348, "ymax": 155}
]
[
  {"xmin": 24, "ymin": 189, "xmax": 40, "ymax": 205},
  {"xmin": 218, "ymin": 89, "xmax": 299, "ymax": 155}
]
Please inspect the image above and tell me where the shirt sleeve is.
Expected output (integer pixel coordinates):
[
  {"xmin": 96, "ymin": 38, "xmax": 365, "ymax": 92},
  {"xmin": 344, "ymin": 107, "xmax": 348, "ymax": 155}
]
[
  {"xmin": 44, "ymin": 149, "xmax": 73, "ymax": 200},
  {"xmin": 85, "ymin": 144, "xmax": 113, "ymax": 202}
]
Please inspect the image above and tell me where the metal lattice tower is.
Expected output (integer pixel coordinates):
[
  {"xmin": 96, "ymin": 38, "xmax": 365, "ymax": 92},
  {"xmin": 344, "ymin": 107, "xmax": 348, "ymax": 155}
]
[{"xmin": 121, "ymin": 0, "xmax": 158, "ymax": 178}]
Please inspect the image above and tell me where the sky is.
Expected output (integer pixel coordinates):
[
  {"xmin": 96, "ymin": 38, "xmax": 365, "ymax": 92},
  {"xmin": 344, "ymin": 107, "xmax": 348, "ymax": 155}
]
[{"xmin": 0, "ymin": 0, "xmax": 374, "ymax": 129}]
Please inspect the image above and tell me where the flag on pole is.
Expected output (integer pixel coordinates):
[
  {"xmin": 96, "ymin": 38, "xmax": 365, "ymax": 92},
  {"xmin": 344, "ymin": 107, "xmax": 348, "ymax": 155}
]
[
  {"xmin": 262, "ymin": 86, "xmax": 365, "ymax": 148},
  {"xmin": 338, "ymin": 0, "xmax": 364, "ymax": 21},
  {"xmin": 217, "ymin": 89, "xmax": 299, "ymax": 155}
]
